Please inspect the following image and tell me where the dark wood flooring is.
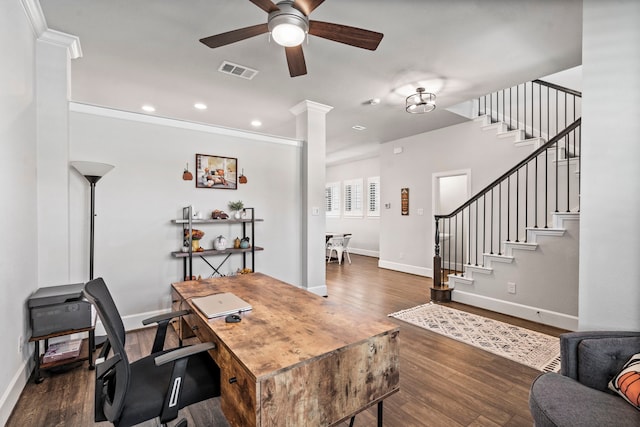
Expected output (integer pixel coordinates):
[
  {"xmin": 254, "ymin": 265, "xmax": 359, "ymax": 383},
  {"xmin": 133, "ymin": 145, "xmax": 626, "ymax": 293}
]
[{"xmin": 8, "ymin": 254, "xmax": 566, "ymax": 426}]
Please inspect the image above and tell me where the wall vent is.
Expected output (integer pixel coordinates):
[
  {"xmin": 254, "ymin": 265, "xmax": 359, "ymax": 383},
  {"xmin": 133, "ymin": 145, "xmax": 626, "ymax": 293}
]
[{"xmin": 218, "ymin": 61, "xmax": 258, "ymax": 80}]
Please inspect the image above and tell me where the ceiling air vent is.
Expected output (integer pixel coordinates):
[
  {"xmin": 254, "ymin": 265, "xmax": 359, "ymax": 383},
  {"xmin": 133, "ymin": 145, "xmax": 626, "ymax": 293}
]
[{"xmin": 218, "ymin": 61, "xmax": 258, "ymax": 80}]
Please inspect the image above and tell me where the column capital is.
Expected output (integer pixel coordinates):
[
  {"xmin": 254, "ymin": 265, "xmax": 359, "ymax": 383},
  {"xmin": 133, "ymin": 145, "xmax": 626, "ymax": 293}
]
[
  {"xmin": 39, "ymin": 29, "xmax": 83, "ymax": 59},
  {"xmin": 290, "ymin": 100, "xmax": 333, "ymax": 116}
]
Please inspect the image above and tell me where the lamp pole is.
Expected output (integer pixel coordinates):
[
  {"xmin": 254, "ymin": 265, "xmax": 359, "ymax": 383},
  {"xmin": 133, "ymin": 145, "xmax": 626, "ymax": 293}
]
[{"xmin": 70, "ymin": 161, "xmax": 114, "ymax": 280}]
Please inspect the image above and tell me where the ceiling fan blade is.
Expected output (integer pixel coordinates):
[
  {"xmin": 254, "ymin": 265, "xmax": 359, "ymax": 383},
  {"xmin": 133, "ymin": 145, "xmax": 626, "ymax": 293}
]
[
  {"xmin": 248, "ymin": 0, "xmax": 280, "ymax": 13},
  {"xmin": 292, "ymin": 0, "xmax": 326, "ymax": 16},
  {"xmin": 285, "ymin": 45, "xmax": 307, "ymax": 77},
  {"xmin": 309, "ymin": 21, "xmax": 384, "ymax": 51},
  {"xmin": 199, "ymin": 23, "xmax": 269, "ymax": 49}
]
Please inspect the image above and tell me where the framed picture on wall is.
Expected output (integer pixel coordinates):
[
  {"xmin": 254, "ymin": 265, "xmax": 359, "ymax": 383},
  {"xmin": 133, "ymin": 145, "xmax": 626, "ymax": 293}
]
[{"xmin": 195, "ymin": 153, "xmax": 238, "ymax": 190}]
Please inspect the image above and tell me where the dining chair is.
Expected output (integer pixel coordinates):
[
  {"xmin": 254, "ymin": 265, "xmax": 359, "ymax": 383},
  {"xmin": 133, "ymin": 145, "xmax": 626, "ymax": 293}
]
[{"xmin": 326, "ymin": 236, "xmax": 346, "ymax": 264}]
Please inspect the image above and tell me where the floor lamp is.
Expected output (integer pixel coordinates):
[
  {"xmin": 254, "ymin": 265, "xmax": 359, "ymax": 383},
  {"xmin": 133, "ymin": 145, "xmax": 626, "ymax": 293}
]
[
  {"xmin": 71, "ymin": 161, "xmax": 114, "ymax": 347},
  {"xmin": 71, "ymin": 161, "xmax": 115, "ymax": 280}
]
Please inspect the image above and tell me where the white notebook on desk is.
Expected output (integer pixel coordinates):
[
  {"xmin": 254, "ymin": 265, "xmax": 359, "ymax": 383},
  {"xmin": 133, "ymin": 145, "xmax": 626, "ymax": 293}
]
[{"xmin": 191, "ymin": 292, "xmax": 252, "ymax": 319}]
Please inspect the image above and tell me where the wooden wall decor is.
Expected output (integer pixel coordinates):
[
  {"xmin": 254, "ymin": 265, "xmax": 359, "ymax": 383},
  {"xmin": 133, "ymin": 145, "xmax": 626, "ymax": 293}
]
[{"xmin": 401, "ymin": 188, "xmax": 409, "ymax": 215}]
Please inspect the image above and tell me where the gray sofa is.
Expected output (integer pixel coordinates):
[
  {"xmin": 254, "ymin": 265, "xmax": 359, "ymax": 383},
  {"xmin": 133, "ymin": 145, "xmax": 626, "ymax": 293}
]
[{"xmin": 529, "ymin": 331, "xmax": 640, "ymax": 427}]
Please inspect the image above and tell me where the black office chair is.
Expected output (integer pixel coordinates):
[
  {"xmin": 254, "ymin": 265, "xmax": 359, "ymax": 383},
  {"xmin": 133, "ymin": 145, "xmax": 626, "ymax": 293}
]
[{"xmin": 83, "ymin": 278, "xmax": 221, "ymax": 427}]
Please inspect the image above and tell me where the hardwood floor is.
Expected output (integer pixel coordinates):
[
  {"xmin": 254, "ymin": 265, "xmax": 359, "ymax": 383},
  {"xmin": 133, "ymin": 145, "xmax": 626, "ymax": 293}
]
[{"xmin": 8, "ymin": 255, "xmax": 566, "ymax": 426}]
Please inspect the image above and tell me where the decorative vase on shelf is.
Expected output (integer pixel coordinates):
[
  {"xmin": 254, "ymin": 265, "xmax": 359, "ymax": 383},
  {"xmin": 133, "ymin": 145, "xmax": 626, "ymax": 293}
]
[
  {"xmin": 191, "ymin": 239, "xmax": 200, "ymax": 251},
  {"xmin": 240, "ymin": 237, "xmax": 250, "ymax": 249},
  {"xmin": 213, "ymin": 235, "xmax": 227, "ymax": 251},
  {"xmin": 233, "ymin": 210, "xmax": 242, "ymax": 220},
  {"xmin": 234, "ymin": 237, "xmax": 241, "ymax": 249}
]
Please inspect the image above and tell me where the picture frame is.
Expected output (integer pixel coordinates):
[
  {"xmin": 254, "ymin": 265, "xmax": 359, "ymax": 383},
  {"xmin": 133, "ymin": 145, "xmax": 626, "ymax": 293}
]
[{"xmin": 195, "ymin": 153, "xmax": 238, "ymax": 190}]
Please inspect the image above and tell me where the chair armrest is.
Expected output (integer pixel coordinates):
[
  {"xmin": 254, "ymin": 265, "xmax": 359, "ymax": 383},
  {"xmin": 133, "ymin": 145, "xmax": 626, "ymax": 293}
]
[
  {"xmin": 142, "ymin": 309, "xmax": 191, "ymax": 326},
  {"xmin": 154, "ymin": 342, "xmax": 216, "ymax": 366},
  {"xmin": 560, "ymin": 331, "xmax": 640, "ymax": 380},
  {"xmin": 143, "ymin": 309, "xmax": 191, "ymax": 354}
]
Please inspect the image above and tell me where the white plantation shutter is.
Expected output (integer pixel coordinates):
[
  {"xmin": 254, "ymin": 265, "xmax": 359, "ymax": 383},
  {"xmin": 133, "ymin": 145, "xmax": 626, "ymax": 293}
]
[
  {"xmin": 343, "ymin": 179, "xmax": 363, "ymax": 217},
  {"xmin": 325, "ymin": 182, "xmax": 340, "ymax": 217},
  {"xmin": 367, "ymin": 176, "xmax": 380, "ymax": 217}
]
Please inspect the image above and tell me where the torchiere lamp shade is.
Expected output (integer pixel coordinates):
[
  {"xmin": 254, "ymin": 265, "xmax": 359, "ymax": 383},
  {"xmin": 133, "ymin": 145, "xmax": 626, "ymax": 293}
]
[{"xmin": 70, "ymin": 161, "xmax": 115, "ymax": 183}]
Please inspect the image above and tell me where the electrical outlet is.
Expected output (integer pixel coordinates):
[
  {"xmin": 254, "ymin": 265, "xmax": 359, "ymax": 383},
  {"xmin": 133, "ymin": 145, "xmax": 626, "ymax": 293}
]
[
  {"xmin": 507, "ymin": 282, "xmax": 516, "ymax": 294},
  {"xmin": 18, "ymin": 335, "xmax": 22, "ymax": 353}
]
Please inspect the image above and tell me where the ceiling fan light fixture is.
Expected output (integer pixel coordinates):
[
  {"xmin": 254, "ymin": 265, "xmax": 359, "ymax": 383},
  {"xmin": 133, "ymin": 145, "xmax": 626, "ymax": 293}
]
[
  {"xmin": 271, "ymin": 23, "xmax": 306, "ymax": 47},
  {"xmin": 268, "ymin": 2, "xmax": 308, "ymax": 47},
  {"xmin": 405, "ymin": 87, "xmax": 436, "ymax": 114}
]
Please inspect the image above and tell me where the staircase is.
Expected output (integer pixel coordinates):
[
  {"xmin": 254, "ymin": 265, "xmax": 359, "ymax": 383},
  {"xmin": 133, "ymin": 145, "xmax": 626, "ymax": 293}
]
[{"xmin": 434, "ymin": 79, "xmax": 582, "ymax": 330}]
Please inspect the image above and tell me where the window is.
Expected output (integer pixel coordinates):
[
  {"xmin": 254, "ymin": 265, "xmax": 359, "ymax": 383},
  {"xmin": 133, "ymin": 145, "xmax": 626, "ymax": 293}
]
[
  {"xmin": 343, "ymin": 179, "xmax": 363, "ymax": 217},
  {"xmin": 367, "ymin": 176, "xmax": 380, "ymax": 217},
  {"xmin": 325, "ymin": 182, "xmax": 340, "ymax": 217}
]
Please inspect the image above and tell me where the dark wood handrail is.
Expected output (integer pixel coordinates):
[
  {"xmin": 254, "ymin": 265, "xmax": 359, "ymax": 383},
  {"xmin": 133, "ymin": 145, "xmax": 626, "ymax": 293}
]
[
  {"xmin": 533, "ymin": 79, "xmax": 582, "ymax": 98},
  {"xmin": 435, "ymin": 118, "xmax": 581, "ymax": 221}
]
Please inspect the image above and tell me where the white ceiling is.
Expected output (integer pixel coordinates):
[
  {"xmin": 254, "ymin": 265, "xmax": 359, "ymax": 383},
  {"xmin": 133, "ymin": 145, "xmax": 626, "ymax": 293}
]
[{"xmin": 39, "ymin": 0, "xmax": 582, "ymax": 163}]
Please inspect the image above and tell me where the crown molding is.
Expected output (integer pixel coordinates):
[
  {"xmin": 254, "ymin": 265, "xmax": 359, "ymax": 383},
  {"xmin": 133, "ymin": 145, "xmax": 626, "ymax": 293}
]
[
  {"xmin": 39, "ymin": 29, "xmax": 83, "ymax": 59},
  {"xmin": 69, "ymin": 102, "xmax": 303, "ymax": 147},
  {"xmin": 20, "ymin": 0, "xmax": 47, "ymax": 37},
  {"xmin": 289, "ymin": 100, "xmax": 333, "ymax": 116},
  {"xmin": 21, "ymin": 0, "xmax": 83, "ymax": 59}
]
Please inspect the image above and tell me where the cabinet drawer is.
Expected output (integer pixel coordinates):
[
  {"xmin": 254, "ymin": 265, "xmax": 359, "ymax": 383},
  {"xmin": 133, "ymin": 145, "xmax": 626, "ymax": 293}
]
[{"xmin": 188, "ymin": 313, "xmax": 258, "ymax": 427}]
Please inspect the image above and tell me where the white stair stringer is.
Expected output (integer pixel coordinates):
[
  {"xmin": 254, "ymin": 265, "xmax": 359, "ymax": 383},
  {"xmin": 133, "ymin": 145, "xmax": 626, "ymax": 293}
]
[{"xmin": 446, "ymin": 212, "xmax": 580, "ymax": 331}]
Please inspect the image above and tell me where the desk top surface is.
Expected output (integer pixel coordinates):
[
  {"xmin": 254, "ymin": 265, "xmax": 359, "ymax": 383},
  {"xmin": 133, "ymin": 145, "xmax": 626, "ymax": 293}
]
[{"xmin": 172, "ymin": 273, "xmax": 399, "ymax": 380}]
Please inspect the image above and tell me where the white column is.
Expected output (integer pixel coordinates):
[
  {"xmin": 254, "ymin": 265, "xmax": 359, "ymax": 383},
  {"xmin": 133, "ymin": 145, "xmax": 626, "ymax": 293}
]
[
  {"xmin": 290, "ymin": 100, "xmax": 333, "ymax": 295},
  {"xmin": 579, "ymin": 0, "xmax": 640, "ymax": 330},
  {"xmin": 36, "ymin": 30, "xmax": 82, "ymax": 286}
]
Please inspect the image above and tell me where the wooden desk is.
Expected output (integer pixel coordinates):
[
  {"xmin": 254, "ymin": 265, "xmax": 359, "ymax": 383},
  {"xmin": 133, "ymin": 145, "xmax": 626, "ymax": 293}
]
[{"xmin": 171, "ymin": 273, "xmax": 399, "ymax": 427}]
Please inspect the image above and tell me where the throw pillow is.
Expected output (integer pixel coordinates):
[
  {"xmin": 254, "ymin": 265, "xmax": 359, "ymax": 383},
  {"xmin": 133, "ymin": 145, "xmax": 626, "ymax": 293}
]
[{"xmin": 609, "ymin": 352, "xmax": 640, "ymax": 410}]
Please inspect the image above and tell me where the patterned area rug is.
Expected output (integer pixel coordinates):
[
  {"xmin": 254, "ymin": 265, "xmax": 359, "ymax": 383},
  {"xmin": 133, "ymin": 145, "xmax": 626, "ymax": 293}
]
[{"xmin": 389, "ymin": 302, "xmax": 561, "ymax": 372}]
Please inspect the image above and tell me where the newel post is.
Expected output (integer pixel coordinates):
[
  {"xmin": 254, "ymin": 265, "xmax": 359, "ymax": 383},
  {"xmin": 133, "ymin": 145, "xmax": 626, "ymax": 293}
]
[{"xmin": 430, "ymin": 216, "xmax": 451, "ymax": 302}]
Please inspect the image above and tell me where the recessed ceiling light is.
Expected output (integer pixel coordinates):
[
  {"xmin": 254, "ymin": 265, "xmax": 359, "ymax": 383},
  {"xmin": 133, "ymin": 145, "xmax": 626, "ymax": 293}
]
[
  {"xmin": 142, "ymin": 105, "xmax": 156, "ymax": 112},
  {"xmin": 251, "ymin": 120, "xmax": 262, "ymax": 127},
  {"xmin": 194, "ymin": 103, "xmax": 207, "ymax": 110},
  {"xmin": 369, "ymin": 98, "xmax": 381, "ymax": 105},
  {"xmin": 352, "ymin": 125, "xmax": 367, "ymax": 131}
]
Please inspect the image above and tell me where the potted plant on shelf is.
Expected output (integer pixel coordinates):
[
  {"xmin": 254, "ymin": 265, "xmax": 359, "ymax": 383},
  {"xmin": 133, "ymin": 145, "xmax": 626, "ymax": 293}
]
[{"xmin": 228, "ymin": 200, "xmax": 245, "ymax": 219}]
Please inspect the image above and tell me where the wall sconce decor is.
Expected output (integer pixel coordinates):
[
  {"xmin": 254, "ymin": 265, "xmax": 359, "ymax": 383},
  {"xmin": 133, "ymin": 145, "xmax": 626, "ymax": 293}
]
[{"xmin": 182, "ymin": 163, "xmax": 193, "ymax": 180}]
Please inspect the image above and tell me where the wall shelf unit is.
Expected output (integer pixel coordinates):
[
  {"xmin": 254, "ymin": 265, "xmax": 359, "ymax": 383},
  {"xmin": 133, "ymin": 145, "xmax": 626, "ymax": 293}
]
[{"xmin": 171, "ymin": 206, "xmax": 263, "ymax": 280}]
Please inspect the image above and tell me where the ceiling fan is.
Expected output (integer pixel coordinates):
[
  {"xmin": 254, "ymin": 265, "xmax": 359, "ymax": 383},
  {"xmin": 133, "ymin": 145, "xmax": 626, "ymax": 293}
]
[{"xmin": 199, "ymin": 0, "xmax": 384, "ymax": 77}]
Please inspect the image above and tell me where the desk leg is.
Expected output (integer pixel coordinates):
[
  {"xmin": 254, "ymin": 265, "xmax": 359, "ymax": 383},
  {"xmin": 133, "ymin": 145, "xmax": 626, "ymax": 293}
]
[
  {"xmin": 88, "ymin": 329, "xmax": 96, "ymax": 370},
  {"xmin": 34, "ymin": 340, "xmax": 43, "ymax": 384},
  {"xmin": 378, "ymin": 401, "xmax": 383, "ymax": 427}
]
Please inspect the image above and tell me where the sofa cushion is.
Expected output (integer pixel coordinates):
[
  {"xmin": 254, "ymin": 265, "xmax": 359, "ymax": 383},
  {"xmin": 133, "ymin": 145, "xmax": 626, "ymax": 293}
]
[
  {"xmin": 577, "ymin": 337, "xmax": 640, "ymax": 391},
  {"xmin": 609, "ymin": 353, "xmax": 640, "ymax": 410},
  {"xmin": 529, "ymin": 373, "xmax": 640, "ymax": 427}
]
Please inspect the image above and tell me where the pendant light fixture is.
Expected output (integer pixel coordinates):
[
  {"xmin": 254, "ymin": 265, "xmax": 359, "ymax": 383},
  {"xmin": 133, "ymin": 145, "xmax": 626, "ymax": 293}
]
[{"xmin": 406, "ymin": 87, "xmax": 436, "ymax": 114}]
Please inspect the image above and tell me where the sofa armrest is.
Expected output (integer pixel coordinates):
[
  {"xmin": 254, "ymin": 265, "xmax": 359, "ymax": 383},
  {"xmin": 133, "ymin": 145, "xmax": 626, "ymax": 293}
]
[{"xmin": 560, "ymin": 331, "xmax": 640, "ymax": 381}]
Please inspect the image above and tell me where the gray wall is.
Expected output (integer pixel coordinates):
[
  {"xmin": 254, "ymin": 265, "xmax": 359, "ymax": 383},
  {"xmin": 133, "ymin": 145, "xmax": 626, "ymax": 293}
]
[
  {"xmin": 0, "ymin": 2, "xmax": 38, "ymax": 424},
  {"xmin": 68, "ymin": 109, "xmax": 303, "ymax": 320},
  {"xmin": 378, "ymin": 119, "xmax": 535, "ymax": 276}
]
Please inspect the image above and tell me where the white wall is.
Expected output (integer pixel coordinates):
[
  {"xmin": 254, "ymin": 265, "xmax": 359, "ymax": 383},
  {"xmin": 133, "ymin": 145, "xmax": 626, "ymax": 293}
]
[
  {"xmin": 378, "ymin": 120, "xmax": 535, "ymax": 276},
  {"xmin": 67, "ymin": 107, "xmax": 303, "ymax": 319},
  {"xmin": 326, "ymin": 156, "xmax": 380, "ymax": 256},
  {"xmin": 579, "ymin": 0, "xmax": 640, "ymax": 330},
  {"xmin": 0, "ymin": 1, "xmax": 38, "ymax": 424}
]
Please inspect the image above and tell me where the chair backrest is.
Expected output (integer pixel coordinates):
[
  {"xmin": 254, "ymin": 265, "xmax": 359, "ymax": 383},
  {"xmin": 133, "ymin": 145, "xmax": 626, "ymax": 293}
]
[
  {"xmin": 327, "ymin": 236, "xmax": 344, "ymax": 248},
  {"xmin": 83, "ymin": 278, "xmax": 131, "ymax": 423},
  {"xmin": 343, "ymin": 235, "xmax": 351, "ymax": 248}
]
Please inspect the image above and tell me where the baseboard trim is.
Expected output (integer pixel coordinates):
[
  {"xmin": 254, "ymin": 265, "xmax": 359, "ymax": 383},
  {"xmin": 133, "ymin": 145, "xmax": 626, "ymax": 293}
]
[
  {"xmin": 452, "ymin": 290, "xmax": 578, "ymax": 331},
  {"xmin": 307, "ymin": 285, "xmax": 329, "ymax": 297},
  {"xmin": 0, "ymin": 358, "xmax": 32, "ymax": 426},
  {"xmin": 377, "ymin": 260, "xmax": 433, "ymax": 278},
  {"xmin": 349, "ymin": 248, "xmax": 379, "ymax": 258}
]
